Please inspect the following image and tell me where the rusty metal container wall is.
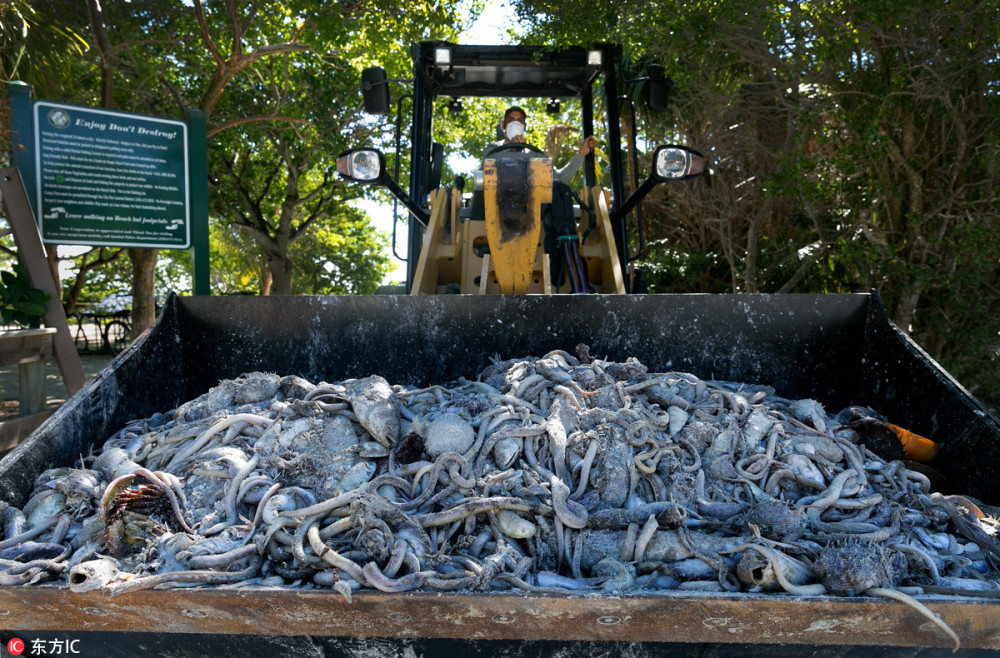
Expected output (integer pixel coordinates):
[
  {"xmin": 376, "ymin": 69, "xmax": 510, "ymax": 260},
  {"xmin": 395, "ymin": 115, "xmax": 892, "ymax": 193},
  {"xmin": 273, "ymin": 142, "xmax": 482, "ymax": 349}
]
[{"xmin": 2, "ymin": 292, "xmax": 1000, "ymax": 654}]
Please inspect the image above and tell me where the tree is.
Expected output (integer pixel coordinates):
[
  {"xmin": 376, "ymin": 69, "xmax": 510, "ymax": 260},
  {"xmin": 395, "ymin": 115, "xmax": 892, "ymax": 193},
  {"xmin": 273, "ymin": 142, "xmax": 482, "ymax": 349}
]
[
  {"xmin": 209, "ymin": 219, "xmax": 268, "ymax": 295},
  {"xmin": 176, "ymin": 1, "xmax": 470, "ymax": 296},
  {"xmin": 6, "ymin": 1, "xmax": 466, "ymax": 328},
  {"xmin": 512, "ymin": 0, "xmax": 1000, "ymax": 410},
  {"xmin": 290, "ymin": 210, "xmax": 390, "ymax": 295},
  {"xmin": 207, "ymin": 53, "xmax": 365, "ymax": 295},
  {"xmin": 0, "ymin": 0, "xmax": 115, "ymax": 311},
  {"xmin": 1, "ymin": 0, "xmax": 91, "ymax": 161},
  {"xmin": 80, "ymin": 0, "xmax": 320, "ymax": 329},
  {"xmin": 808, "ymin": 1, "xmax": 1000, "ymax": 404}
]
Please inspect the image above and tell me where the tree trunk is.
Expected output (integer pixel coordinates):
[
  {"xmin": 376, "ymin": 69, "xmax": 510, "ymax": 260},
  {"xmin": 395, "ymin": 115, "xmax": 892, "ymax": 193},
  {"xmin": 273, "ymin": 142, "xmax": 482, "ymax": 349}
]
[
  {"xmin": 267, "ymin": 253, "xmax": 294, "ymax": 296},
  {"xmin": 44, "ymin": 247, "xmax": 61, "ymax": 302},
  {"xmin": 85, "ymin": 0, "xmax": 115, "ymax": 108},
  {"xmin": 892, "ymin": 285, "xmax": 922, "ymax": 335},
  {"xmin": 260, "ymin": 269, "xmax": 272, "ymax": 296},
  {"xmin": 128, "ymin": 248, "xmax": 158, "ymax": 341},
  {"xmin": 621, "ymin": 106, "xmax": 639, "ymax": 257}
]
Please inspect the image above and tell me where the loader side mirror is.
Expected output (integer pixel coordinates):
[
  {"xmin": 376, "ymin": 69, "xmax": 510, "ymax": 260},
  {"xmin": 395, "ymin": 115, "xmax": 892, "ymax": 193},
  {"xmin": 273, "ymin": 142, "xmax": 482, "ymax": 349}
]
[
  {"xmin": 652, "ymin": 145, "xmax": 705, "ymax": 182},
  {"xmin": 643, "ymin": 65, "xmax": 671, "ymax": 113},
  {"xmin": 361, "ymin": 67, "xmax": 391, "ymax": 115},
  {"xmin": 337, "ymin": 147, "xmax": 431, "ymax": 228},
  {"xmin": 609, "ymin": 144, "xmax": 707, "ymax": 226},
  {"xmin": 337, "ymin": 148, "xmax": 386, "ymax": 183}
]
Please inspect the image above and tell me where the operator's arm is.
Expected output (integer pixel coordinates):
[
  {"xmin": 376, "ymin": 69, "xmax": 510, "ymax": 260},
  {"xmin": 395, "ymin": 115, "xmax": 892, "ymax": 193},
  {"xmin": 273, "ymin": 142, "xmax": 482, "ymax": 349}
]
[
  {"xmin": 554, "ymin": 136, "xmax": 596, "ymax": 184},
  {"xmin": 554, "ymin": 153, "xmax": 585, "ymax": 184}
]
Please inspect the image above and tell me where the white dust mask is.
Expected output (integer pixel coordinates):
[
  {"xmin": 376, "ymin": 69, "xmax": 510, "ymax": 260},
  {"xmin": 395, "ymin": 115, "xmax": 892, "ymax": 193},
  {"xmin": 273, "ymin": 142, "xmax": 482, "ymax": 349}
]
[{"xmin": 505, "ymin": 121, "xmax": 525, "ymax": 140}]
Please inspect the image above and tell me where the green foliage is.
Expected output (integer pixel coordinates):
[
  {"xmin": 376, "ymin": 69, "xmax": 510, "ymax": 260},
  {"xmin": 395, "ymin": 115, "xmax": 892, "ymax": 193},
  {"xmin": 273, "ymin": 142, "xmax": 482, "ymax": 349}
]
[
  {"xmin": 513, "ymin": 0, "xmax": 999, "ymax": 413},
  {"xmin": 642, "ymin": 242, "xmax": 731, "ymax": 294},
  {"xmin": 207, "ymin": 203, "xmax": 390, "ymax": 296},
  {"xmin": 196, "ymin": 1, "xmax": 469, "ymax": 294},
  {"xmin": 7, "ymin": 0, "xmax": 470, "ymax": 300},
  {"xmin": 0, "ymin": 264, "xmax": 50, "ymax": 326},
  {"xmin": 63, "ymin": 252, "xmax": 130, "ymax": 306},
  {"xmin": 59, "ymin": 248, "xmax": 184, "ymax": 311},
  {"xmin": 289, "ymin": 207, "xmax": 391, "ymax": 295},
  {"xmin": 209, "ymin": 222, "xmax": 267, "ymax": 295}
]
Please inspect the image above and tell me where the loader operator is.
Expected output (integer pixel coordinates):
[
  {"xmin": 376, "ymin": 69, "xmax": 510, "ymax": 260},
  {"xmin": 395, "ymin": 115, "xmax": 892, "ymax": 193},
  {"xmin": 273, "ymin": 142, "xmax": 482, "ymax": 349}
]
[{"xmin": 484, "ymin": 106, "xmax": 597, "ymax": 185}]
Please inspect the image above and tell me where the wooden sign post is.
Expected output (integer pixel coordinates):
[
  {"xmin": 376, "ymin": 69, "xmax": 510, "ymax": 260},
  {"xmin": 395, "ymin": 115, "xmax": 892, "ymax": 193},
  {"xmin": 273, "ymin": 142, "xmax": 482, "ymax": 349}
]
[{"xmin": 0, "ymin": 168, "xmax": 86, "ymax": 423}]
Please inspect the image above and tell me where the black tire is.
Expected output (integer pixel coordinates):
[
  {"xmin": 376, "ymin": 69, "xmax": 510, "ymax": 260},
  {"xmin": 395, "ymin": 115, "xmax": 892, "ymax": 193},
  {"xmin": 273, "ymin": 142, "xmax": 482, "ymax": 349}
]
[{"xmin": 104, "ymin": 320, "xmax": 130, "ymax": 355}]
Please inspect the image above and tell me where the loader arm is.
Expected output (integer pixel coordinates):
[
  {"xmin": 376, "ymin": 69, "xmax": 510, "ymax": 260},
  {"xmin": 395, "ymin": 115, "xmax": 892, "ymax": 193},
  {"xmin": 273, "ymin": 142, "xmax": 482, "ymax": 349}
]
[{"xmin": 482, "ymin": 152, "xmax": 552, "ymax": 294}]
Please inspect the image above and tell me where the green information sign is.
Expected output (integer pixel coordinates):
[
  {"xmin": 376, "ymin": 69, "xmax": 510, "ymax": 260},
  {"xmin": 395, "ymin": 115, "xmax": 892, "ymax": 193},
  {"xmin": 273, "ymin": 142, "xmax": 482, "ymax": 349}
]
[{"xmin": 33, "ymin": 101, "xmax": 190, "ymax": 248}]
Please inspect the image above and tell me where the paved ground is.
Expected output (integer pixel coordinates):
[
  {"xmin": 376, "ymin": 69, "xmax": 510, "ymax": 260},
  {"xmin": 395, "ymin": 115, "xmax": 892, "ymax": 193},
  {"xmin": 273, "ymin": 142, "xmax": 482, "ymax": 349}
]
[{"xmin": 0, "ymin": 353, "xmax": 113, "ymax": 412}]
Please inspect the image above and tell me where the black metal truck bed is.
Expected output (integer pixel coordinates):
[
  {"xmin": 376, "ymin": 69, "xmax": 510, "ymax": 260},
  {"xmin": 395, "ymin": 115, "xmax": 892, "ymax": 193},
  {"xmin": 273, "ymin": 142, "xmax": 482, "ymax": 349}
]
[{"xmin": 2, "ymin": 293, "xmax": 999, "ymax": 654}]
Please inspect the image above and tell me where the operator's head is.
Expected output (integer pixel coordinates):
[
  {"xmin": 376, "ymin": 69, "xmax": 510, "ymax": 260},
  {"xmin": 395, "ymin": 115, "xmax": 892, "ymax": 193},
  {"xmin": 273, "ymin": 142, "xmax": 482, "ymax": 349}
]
[
  {"xmin": 503, "ymin": 106, "xmax": 527, "ymax": 127},
  {"xmin": 502, "ymin": 106, "xmax": 527, "ymax": 141}
]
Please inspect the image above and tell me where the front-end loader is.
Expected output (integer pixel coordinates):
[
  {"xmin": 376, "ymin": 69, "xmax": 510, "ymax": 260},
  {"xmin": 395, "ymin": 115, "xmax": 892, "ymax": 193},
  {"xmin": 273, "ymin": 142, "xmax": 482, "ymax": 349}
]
[{"xmin": 337, "ymin": 42, "xmax": 701, "ymax": 294}]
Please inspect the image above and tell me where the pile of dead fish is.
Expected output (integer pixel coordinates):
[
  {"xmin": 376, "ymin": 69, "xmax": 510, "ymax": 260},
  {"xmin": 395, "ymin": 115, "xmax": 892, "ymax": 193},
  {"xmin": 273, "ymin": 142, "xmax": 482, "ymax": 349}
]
[{"xmin": 2, "ymin": 349, "xmax": 998, "ymax": 646}]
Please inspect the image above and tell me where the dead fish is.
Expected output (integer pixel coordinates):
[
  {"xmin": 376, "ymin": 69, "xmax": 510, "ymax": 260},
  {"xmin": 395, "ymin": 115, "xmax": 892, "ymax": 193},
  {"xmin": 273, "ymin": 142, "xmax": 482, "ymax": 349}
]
[
  {"xmin": 342, "ymin": 376, "xmax": 400, "ymax": 448},
  {"xmin": 593, "ymin": 558, "xmax": 635, "ymax": 591},
  {"xmin": 741, "ymin": 408, "xmax": 773, "ymax": 453},
  {"xmin": 736, "ymin": 545, "xmax": 811, "ymax": 591},
  {"xmin": 424, "ymin": 414, "xmax": 475, "ymax": 458},
  {"xmin": 68, "ymin": 558, "xmax": 122, "ymax": 593},
  {"xmin": 22, "ymin": 490, "xmax": 66, "ymax": 529},
  {"xmin": 2, "ymin": 506, "xmax": 26, "ymax": 540},
  {"xmin": 491, "ymin": 436, "xmax": 521, "ymax": 469},
  {"xmin": 578, "ymin": 529, "xmax": 741, "ymax": 570},
  {"xmin": 497, "ymin": 509, "xmax": 536, "ymax": 539},
  {"xmin": 667, "ymin": 406, "xmax": 689, "ymax": 437},
  {"xmin": 0, "ymin": 541, "xmax": 67, "ymax": 562},
  {"xmin": 813, "ymin": 539, "xmax": 895, "ymax": 596},
  {"xmin": 735, "ymin": 500, "xmax": 804, "ymax": 541},
  {"xmin": 588, "ymin": 502, "xmax": 687, "ymax": 530},
  {"xmin": 92, "ymin": 447, "xmax": 142, "ymax": 481},
  {"xmin": 206, "ymin": 372, "xmax": 281, "ymax": 413},
  {"xmin": 789, "ymin": 399, "xmax": 826, "ymax": 433},
  {"xmin": 595, "ymin": 434, "xmax": 632, "ymax": 508},
  {"xmin": 335, "ymin": 461, "xmax": 376, "ymax": 495}
]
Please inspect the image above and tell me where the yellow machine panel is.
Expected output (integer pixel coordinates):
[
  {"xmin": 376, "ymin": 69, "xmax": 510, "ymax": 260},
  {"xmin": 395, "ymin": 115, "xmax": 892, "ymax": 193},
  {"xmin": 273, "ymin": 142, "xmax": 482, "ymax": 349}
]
[
  {"xmin": 411, "ymin": 181, "xmax": 626, "ymax": 296},
  {"xmin": 482, "ymin": 156, "xmax": 551, "ymax": 294}
]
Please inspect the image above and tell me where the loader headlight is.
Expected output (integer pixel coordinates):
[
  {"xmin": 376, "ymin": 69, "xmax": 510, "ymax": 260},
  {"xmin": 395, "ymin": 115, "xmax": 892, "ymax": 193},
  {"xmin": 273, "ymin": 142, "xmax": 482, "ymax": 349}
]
[
  {"xmin": 337, "ymin": 148, "xmax": 386, "ymax": 183},
  {"xmin": 434, "ymin": 47, "xmax": 452, "ymax": 67},
  {"xmin": 651, "ymin": 145, "xmax": 706, "ymax": 182}
]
